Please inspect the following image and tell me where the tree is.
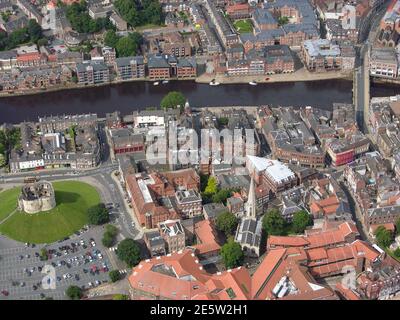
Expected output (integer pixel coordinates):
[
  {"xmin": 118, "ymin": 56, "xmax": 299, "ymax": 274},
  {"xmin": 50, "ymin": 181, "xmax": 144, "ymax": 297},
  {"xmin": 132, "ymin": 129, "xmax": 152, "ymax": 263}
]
[
  {"xmin": 40, "ymin": 248, "xmax": 48, "ymax": 261},
  {"xmin": 87, "ymin": 203, "xmax": 109, "ymax": 225},
  {"xmin": 6, "ymin": 28, "xmax": 29, "ymax": 49},
  {"xmin": 396, "ymin": 218, "xmax": 400, "ymax": 236},
  {"xmin": 113, "ymin": 294, "xmax": 128, "ymax": 300},
  {"xmin": 278, "ymin": 16, "xmax": 289, "ymax": 26},
  {"xmin": 212, "ymin": 188, "xmax": 233, "ymax": 205},
  {"xmin": 291, "ymin": 210, "xmax": 312, "ymax": 234},
  {"xmin": 109, "ymin": 270, "xmax": 121, "ymax": 282},
  {"xmin": 393, "ymin": 247, "xmax": 400, "ymax": 259},
  {"xmin": 160, "ymin": 91, "xmax": 186, "ymax": 112},
  {"xmin": 37, "ymin": 38, "xmax": 48, "ymax": 47},
  {"xmin": 200, "ymin": 173, "xmax": 209, "ymax": 192},
  {"xmin": 102, "ymin": 232, "xmax": 114, "ymax": 247},
  {"xmin": 204, "ymin": 176, "xmax": 218, "ymax": 195},
  {"xmin": 116, "ymin": 36, "xmax": 137, "ymax": 57},
  {"xmin": 106, "ymin": 224, "xmax": 118, "ymax": 237},
  {"xmin": 218, "ymin": 117, "xmax": 229, "ymax": 127},
  {"xmin": 104, "ymin": 30, "xmax": 120, "ymax": 48},
  {"xmin": 216, "ymin": 212, "xmax": 238, "ymax": 237},
  {"xmin": 220, "ymin": 239, "xmax": 244, "ymax": 269},
  {"xmin": 102, "ymin": 224, "xmax": 118, "ymax": 247},
  {"xmin": 65, "ymin": 1, "xmax": 112, "ymax": 34},
  {"xmin": 262, "ymin": 208, "xmax": 286, "ymax": 236},
  {"xmin": 116, "ymin": 238, "xmax": 141, "ymax": 267},
  {"xmin": 27, "ymin": 19, "xmax": 43, "ymax": 43},
  {"xmin": 375, "ymin": 226, "xmax": 392, "ymax": 248},
  {"xmin": 66, "ymin": 285, "xmax": 82, "ymax": 300},
  {"xmin": 0, "ymin": 154, "xmax": 5, "ymax": 167},
  {"xmin": 114, "ymin": 0, "xmax": 162, "ymax": 27}
]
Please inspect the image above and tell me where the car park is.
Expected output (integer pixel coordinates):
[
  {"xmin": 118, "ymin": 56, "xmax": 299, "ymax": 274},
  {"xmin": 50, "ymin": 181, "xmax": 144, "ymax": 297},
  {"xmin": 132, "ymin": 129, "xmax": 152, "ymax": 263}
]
[{"xmin": 1, "ymin": 230, "xmax": 111, "ymax": 300}]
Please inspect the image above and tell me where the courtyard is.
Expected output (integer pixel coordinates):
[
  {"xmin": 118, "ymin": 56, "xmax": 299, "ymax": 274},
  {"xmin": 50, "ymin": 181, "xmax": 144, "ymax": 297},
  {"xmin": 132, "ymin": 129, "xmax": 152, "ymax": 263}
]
[{"xmin": 233, "ymin": 19, "xmax": 253, "ymax": 34}]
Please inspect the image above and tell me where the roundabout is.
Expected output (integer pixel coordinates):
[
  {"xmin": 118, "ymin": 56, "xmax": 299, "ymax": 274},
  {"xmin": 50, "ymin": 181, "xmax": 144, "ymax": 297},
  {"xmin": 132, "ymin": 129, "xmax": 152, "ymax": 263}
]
[{"xmin": 0, "ymin": 180, "xmax": 101, "ymax": 244}]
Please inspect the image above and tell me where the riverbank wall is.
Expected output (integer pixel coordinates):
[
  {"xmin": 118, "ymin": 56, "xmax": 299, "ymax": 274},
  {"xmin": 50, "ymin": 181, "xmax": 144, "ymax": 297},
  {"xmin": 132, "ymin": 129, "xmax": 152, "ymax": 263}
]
[{"xmin": 0, "ymin": 68, "xmax": 352, "ymax": 98}]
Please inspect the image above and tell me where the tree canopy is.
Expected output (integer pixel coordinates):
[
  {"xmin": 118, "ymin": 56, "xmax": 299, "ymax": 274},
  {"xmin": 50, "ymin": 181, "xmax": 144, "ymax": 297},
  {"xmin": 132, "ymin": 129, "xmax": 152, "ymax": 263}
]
[
  {"xmin": 375, "ymin": 226, "xmax": 392, "ymax": 248},
  {"xmin": 66, "ymin": 285, "xmax": 83, "ymax": 300},
  {"xmin": 160, "ymin": 91, "xmax": 186, "ymax": 111},
  {"xmin": 278, "ymin": 16, "xmax": 290, "ymax": 26},
  {"xmin": 114, "ymin": 0, "xmax": 163, "ymax": 27},
  {"xmin": 109, "ymin": 270, "xmax": 121, "ymax": 282},
  {"xmin": 291, "ymin": 210, "xmax": 312, "ymax": 234},
  {"xmin": 393, "ymin": 247, "xmax": 400, "ymax": 259},
  {"xmin": 66, "ymin": 1, "xmax": 114, "ymax": 34},
  {"xmin": 27, "ymin": 19, "xmax": 42, "ymax": 43},
  {"xmin": 116, "ymin": 238, "xmax": 141, "ymax": 267},
  {"xmin": 212, "ymin": 188, "xmax": 233, "ymax": 205},
  {"xmin": 204, "ymin": 176, "xmax": 218, "ymax": 195},
  {"xmin": 104, "ymin": 30, "xmax": 120, "ymax": 48},
  {"xmin": 0, "ymin": 154, "xmax": 5, "ymax": 168},
  {"xmin": 0, "ymin": 20, "xmax": 45, "ymax": 51},
  {"xmin": 220, "ymin": 239, "xmax": 244, "ymax": 269},
  {"xmin": 216, "ymin": 212, "xmax": 238, "ymax": 237},
  {"xmin": 104, "ymin": 30, "xmax": 142, "ymax": 57},
  {"xmin": 0, "ymin": 128, "xmax": 21, "ymax": 166},
  {"xmin": 102, "ymin": 224, "xmax": 118, "ymax": 247},
  {"xmin": 262, "ymin": 208, "xmax": 287, "ymax": 236},
  {"xmin": 396, "ymin": 218, "xmax": 400, "ymax": 236},
  {"xmin": 87, "ymin": 203, "xmax": 109, "ymax": 225}
]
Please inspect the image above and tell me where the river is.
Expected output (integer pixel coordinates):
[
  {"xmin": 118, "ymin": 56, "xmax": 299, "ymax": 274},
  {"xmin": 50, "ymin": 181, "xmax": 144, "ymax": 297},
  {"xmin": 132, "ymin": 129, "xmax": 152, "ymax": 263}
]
[{"xmin": 0, "ymin": 79, "xmax": 398, "ymax": 124}]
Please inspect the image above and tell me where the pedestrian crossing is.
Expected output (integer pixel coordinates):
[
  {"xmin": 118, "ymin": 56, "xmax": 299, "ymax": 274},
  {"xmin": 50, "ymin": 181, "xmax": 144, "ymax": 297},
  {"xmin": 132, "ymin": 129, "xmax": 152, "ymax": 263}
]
[{"xmin": 119, "ymin": 269, "xmax": 128, "ymax": 274}]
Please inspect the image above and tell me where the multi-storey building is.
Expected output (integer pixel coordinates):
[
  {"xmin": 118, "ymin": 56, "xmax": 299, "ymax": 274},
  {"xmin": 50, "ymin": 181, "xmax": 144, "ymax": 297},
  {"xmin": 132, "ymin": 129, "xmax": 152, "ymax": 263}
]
[
  {"xmin": 16, "ymin": 0, "xmax": 42, "ymax": 24},
  {"xmin": 109, "ymin": 128, "xmax": 144, "ymax": 155},
  {"xmin": 114, "ymin": 56, "xmax": 145, "ymax": 80},
  {"xmin": 147, "ymin": 54, "xmax": 197, "ymax": 80},
  {"xmin": 301, "ymin": 39, "xmax": 342, "ymax": 72},
  {"xmin": 76, "ymin": 62, "xmax": 110, "ymax": 85},
  {"xmin": 369, "ymin": 47, "xmax": 398, "ymax": 78},
  {"xmin": 159, "ymin": 219, "xmax": 186, "ymax": 253},
  {"xmin": 175, "ymin": 190, "xmax": 202, "ymax": 218}
]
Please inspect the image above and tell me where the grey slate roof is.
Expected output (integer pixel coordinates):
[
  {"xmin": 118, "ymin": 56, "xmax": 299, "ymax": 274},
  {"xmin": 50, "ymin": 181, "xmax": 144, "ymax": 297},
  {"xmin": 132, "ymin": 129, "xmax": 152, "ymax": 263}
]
[{"xmin": 115, "ymin": 56, "xmax": 144, "ymax": 67}]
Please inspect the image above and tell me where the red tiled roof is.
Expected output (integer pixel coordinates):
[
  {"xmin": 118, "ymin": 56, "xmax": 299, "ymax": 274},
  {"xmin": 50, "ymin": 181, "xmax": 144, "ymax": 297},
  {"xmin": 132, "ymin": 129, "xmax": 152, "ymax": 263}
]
[
  {"xmin": 226, "ymin": 3, "xmax": 250, "ymax": 13},
  {"xmin": 193, "ymin": 220, "xmax": 220, "ymax": 255},
  {"xmin": 268, "ymin": 236, "xmax": 309, "ymax": 248},
  {"xmin": 129, "ymin": 250, "xmax": 250, "ymax": 300},
  {"xmin": 307, "ymin": 247, "xmax": 328, "ymax": 261},
  {"xmin": 129, "ymin": 247, "xmax": 338, "ymax": 300},
  {"xmin": 369, "ymin": 223, "xmax": 395, "ymax": 234},
  {"xmin": 335, "ymin": 283, "xmax": 361, "ymax": 300}
]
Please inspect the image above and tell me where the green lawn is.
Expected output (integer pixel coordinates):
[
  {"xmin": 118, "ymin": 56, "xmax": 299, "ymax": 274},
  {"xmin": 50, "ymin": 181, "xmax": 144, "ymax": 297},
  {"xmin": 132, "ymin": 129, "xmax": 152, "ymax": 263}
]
[
  {"xmin": 233, "ymin": 19, "xmax": 253, "ymax": 34},
  {"xmin": 0, "ymin": 187, "xmax": 20, "ymax": 221},
  {"xmin": 0, "ymin": 181, "xmax": 100, "ymax": 244},
  {"xmin": 134, "ymin": 23, "xmax": 166, "ymax": 32}
]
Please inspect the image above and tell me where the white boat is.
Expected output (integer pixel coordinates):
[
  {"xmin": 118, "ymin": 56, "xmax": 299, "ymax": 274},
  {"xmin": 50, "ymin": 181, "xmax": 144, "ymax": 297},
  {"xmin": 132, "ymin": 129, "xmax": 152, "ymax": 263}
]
[
  {"xmin": 249, "ymin": 81, "xmax": 257, "ymax": 86},
  {"xmin": 153, "ymin": 81, "xmax": 159, "ymax": 86},
  {"xmin": 209, "ymin": 81, "xmax": 220, "ymax": 86},
  {"xmin": 162, "ymin": 80, "xmax": 169, "ymax": 84}
]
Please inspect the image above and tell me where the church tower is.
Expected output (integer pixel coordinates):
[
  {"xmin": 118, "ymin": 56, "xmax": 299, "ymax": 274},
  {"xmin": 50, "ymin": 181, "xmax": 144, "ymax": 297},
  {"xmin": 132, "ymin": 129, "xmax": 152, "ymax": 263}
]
[{"xmin": 245, "ymin": 176, "xmax": 257, "ymax": 219}]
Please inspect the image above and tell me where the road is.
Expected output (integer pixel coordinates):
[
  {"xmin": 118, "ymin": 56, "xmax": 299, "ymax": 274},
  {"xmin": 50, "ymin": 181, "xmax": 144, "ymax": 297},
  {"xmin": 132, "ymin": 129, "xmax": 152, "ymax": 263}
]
[
  {"xmin": 353, "ymin": 0, "xmax": 391, "ymax": 134},
  {"xmin": 0, "ymin": 123, "xmax": 146, "ymax": 299}
]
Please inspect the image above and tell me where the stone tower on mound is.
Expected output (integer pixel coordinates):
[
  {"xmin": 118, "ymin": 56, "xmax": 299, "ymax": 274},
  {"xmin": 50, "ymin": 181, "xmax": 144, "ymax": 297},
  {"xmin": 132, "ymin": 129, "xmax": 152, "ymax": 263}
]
[{"xmin": 18, "ymin": 181, "xmax": 56, "ymax": 214}]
